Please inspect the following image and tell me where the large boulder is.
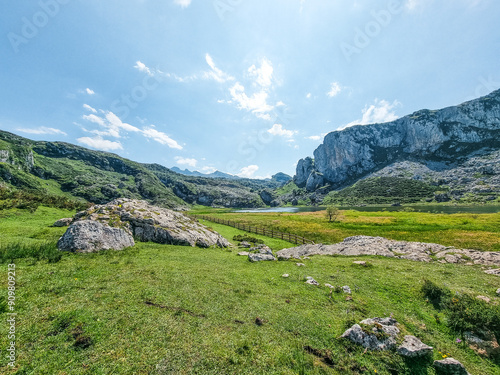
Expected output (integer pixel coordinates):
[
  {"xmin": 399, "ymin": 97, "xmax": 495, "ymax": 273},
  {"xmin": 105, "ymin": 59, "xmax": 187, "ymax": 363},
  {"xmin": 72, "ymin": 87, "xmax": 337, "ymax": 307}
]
[
  {"xmin": 294, "ymin": 157, "xmax": 315, "ymax": 188},
  {"xmin": 341, "ymin": 317, "xmax": 399, "ymax": 351},
  {"xmin": 67, "ymin": 199, "xmax": 229, "ymax": 248},
  {"xmin": 433, "ymin": 358, "xmax": 469, "ymax": 375},
  {"xmin": 58, "ymin": 220, "xmax": 135, "ymax": 253},
  {"xmin": 305, "ymin": 171, "xmax": 324, "ymax": 192}
]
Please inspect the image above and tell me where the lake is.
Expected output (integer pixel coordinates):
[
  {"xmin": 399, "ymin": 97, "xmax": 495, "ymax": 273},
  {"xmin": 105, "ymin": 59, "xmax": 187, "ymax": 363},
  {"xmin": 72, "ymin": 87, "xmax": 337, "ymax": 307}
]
[{"xmin": 235, "ymin": 205, "xmax": 500, "ymax": 214}]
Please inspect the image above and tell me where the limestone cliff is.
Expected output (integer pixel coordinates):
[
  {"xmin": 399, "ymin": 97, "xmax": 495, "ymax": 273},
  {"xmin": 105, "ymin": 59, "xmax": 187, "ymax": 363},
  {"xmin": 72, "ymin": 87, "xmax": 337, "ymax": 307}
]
[{"xmin": 295, "ymin": 89, "xmax": 500, "ymax": 191}]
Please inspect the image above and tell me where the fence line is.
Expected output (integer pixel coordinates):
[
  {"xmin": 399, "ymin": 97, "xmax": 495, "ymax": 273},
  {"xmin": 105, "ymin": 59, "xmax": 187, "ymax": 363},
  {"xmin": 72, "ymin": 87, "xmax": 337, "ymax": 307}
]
[{"xmin": 191, "ymin": 215, "xmax": 315, "ymax": 245}]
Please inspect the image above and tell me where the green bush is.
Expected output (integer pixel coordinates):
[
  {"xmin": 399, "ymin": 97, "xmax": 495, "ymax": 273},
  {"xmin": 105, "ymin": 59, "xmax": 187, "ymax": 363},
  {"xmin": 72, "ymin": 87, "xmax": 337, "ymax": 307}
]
[
  {"xmin": 421, "ymin": 279, "xmax": 451, "ymax": 309},
  {"xmin": 232, "ymin": 234, "xmax": 264, "ymax": 244}
]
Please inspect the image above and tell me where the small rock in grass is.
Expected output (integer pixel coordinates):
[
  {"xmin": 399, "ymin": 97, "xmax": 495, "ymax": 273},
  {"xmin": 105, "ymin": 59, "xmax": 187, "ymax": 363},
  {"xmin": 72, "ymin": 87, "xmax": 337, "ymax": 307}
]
[
  {"xmin": 353, "ymin": 261, "xmax": 366, "ymax": 266},
  {"xmin": 397, "ymin": 335, "xmax": 433, "ymax": 358},
  {"xmin": 496, "ymin": 288, "xmax": 500, "ymax": 295},
  {"xmin": 345, "ymin": 296, "xmax": 353, "ymax": 301},
  {"xmin": 53, "ymin": 217, "xmax": 73, "ymax": 227},
  {"xmin": 255, "ymin": 317, "xmax": 263, "ymax": 326},
  {"xmin": 282, "ymin": 274, "xmax": 290, "ymax": 278},
  {"xmin": 325, "ymin": 283, "xmax": 334, "ymax": 289},
  {"xmin": 296, "ymin": 263, "xmax": 306, "ymax": 267},
  {"xmin": 303, "ymin": 256, "xmax": 311, "ymax": 260},
  {"xmin": 342, "ymin": 286, "xmax": 352, "ymax": 294},
  {"xmin": 248, "ymin": 253, "xmax": 276, "ymax": 262},
  {"xmin": 476, "ymin": 295, "xmax": 491, "ymax": 303},
  {"xmin": 433, "ymin": 358, "xmax": 469, "ymax": 375},
  {"xmin": 239, "ymin": 241, "xmax": 251, "ymax": 248},
  {"xmin": 238, "ymin": 251, "xmax": 250, "ymax": 256},
  {"xmin": 305, "ymin": 277, "xmax": 319, "ymax": 286}
]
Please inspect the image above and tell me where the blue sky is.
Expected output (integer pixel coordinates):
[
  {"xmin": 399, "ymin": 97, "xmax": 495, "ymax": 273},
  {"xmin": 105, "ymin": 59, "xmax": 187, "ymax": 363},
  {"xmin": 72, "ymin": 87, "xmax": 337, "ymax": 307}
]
[{"xmin": 1, "ymin": 0, "xmax": 499, "ymax": 178}]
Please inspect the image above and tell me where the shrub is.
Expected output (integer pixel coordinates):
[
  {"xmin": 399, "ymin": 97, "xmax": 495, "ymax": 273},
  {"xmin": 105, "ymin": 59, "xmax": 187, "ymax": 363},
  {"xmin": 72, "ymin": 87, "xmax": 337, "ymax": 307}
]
[
  {"xmin": 421, "ymin": 279, "xmax": 451, "ymax": 310},
  {"xmin": 232, "ymin": 235, "xmax": 264, "ymax": 244},
  {"xmin": 0, "ymin": 242, "xmax": 62, "ymax": 264}
]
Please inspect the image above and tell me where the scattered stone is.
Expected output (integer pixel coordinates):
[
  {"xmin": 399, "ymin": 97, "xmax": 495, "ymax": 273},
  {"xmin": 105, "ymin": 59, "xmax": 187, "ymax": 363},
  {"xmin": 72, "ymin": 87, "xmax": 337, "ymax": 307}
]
[
  {"xmin": 345, "ymin": 296, "xmax": 353, "ymax": 301},
  {"xmin": 324, "ymin": 283, "xmax": 334, "ymax": 289},
  {"xmin": 239, "ymin": 241, "xmax": 251, "ymax": 248},
  {"xmin": 248, "ymin": 253, "xmax": 276, "ymax": 262},
  {"xmin": 303, "ymin": 256, "xmax": 311, "ymax": 260},
  {"xmin": 341, "ymin": 317, "xmax": 399, "ymax": 351},
  {"xmin": 342, "ymin": 286, "xmax": 352, "ymax": 294},
  {"xmin": 53, "ymin": 217, "xmax": 73, "ymax": 227},
  {"xmin": 397, "ymin": 335, "xmax": 433, "ymax": 358},
  {"xmin": 57, "ymin": 220, "xmax": 135, "ymax": 253},
  {"xmin": 258, "ymin": 246, "xmax": 273, "ymax": 255},
  {"xmin": 296, "ymin": 263, "xmax": 306, "ymax": 267},
  {"xmin": 305, "ymin": 277, "xmax": 319, "ymax": 286},
  {"xmin": 282, "ymin": 274, "xmax": 290, "ymax": 278},
  {"xmin": 496, "ymin": 288, "xmax": 500, "ymax": 295},
  {"xmin": 476, "ymin": 295, "xmax": 491, "ymax": 303},
  {"xmin": 433, "ymin": 358, "xmax": 469, "ymax": 375},
  {"xmin": 238, "ymin": 251, "xmax": 250, "ymax": 256},
  {"xmin": 485, "ymin": 269, "xmax": 500, "ymax": 276},
  {"xmin": 277, "ymin": 236, "xmax": 500, "ymax": 266},
  {"xmin": 255, "ymin": 317, "xmax": 263, "ymax": 326},
  {"xmin": 353, "ymin": 261, "xmax": 367, "ymax": 266},
  {"xmin": 464, "ymin": 331, "xmax": 500, "ymax": 358}
]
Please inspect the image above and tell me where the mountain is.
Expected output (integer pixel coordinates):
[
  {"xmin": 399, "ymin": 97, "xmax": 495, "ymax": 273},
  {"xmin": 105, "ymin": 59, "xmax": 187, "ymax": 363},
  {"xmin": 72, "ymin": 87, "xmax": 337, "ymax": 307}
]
[
  {"xmin": 0, "ymin": 131, "xmax": 285, "ymax": 209},
  {"xmin": 293, "ymin": 89, "xmax": 500, "ymax": 203},
  {"xmin": 170, "ymin": 167, "xmax": 241, "ymax": 180}
]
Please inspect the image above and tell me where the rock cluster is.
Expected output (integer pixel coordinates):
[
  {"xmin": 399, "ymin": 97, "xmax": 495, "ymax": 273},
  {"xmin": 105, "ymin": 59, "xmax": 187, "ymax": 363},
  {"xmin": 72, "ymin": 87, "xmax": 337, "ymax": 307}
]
[
  {"xmin": 57, "ymin": 198, "xmax": 229, "ymax": 252},
  {"xmin": 277, "ymin": 236, "xmax": 500, "ymax": 266},
  {"xmin": 341, "ymin": 317, "xmax": 399, "ymax": 351}
]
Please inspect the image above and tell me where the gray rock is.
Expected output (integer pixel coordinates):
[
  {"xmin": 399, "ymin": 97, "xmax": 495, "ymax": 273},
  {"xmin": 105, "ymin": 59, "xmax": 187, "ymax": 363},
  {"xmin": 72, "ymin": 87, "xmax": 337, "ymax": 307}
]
[
  {"xmin": 58, "ymin": 220, "xmax": 135, "ymax": 253},
  {"xmin": 433, "ymin": 358, "xmax": 469, "ymax": 375},
  {"xmin": 238, "ymin": 251, "xmax": 250, "ymax": 256},
  {"xmin": 282, "ymin": 274, "xmax": 289, "ymax": 278},
  {"xmin": 305, "ymin": 276, "xmax": 319, "ymax": 286},
  {"xmin": 341, "ymin": 317, "xmax": 399, "ymax": 351},
  {"xmin": 353, "ymin": 261, "xmax": 367, "ymax": 265},
  {"xmin": 305, "ymin": 171, "xmax": 324, "ymax": 192},
  {"xmin": 277, "ymin": 236, "xmax": 500, "ymax": 266},
  {"xmin": 248, "ymin": 253, "xmax": 276, "ymax": 262},
  {"xmin": 485, "ymin": 269, "xmax": 500, "ymax": 276},
  {"xmin": 496, "ymin": 288, "xmax": 500, "ymax": 295},
  {"xmin": 476, "ymin": 295, "xmax": 491, "ymax": 303},
  {"xmin": 53, "ymin": 217, "xmax": 73, "ymax": 227},
  {"xmin": 397, "ymin": 335, "xmax": 433, "ymax": 358},
  {"xmin": 464, "ymin": 331, "xmax": 500, "ymax": 358},
  {"xmin": 342, "ymin": 285, "xmax": 351, "ymax": 294},
  {"xmin": 294, "ymin": 157, "xmax": 315, "ymax": 188},
  {"xmin": 296, "ymin": 263, "xmax": 306, "ymax": 267},
  {"xmin": 239, "ymin": 241, "xmax": 251, "ymax": 248},
  {"xmin": 69, "ymin": 199, "xmax": 229, "ymax": 248}
]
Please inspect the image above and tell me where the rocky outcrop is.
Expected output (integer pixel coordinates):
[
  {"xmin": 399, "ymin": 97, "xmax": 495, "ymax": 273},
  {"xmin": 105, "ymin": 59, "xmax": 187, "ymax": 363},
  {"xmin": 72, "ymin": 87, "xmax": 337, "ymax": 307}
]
[
  {"xmin": 341, "ymin": 317, "xmax": 399, "ymax": 351},
  {"xmin": 0, "ymin": 150, "xmax": 9, "ymax": 163},
  {"xmin": 53, "ymin": 218, "xmax": 73, "ymax": 227},
  {"xmin": 295, "ymin": 89, "xmax": 500, "ymax": 190},
  {"xmin": 58, "ymin": 220, "xmax": 135, "ymax": 253},
  {"xmin": 277, "ymin": 236, "xmax": 500, "ymax": 266},
  {"xmin": 433, "ymin": 358, "xmax": 469, "ymax": 375},
  {"xmin": 397, "ymin": 335, "xmax": 433, "ymax": 358},
  {"xmin": 68, "ymin": 198, "xmax": 229, "ymax": 248}
]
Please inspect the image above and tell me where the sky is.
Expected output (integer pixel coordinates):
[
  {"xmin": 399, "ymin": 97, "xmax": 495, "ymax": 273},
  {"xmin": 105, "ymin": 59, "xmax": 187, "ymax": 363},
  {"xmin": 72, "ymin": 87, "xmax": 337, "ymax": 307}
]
[{"xmin": 0, "ymin": 0, "xmax": 499, "ymax": 178}]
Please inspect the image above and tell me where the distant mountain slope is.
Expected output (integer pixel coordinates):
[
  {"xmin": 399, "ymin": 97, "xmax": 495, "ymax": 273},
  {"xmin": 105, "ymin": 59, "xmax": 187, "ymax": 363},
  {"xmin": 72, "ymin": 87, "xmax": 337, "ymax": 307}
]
[
  {"xmin": 170, "ymin": 167, "xmax": 241, "ymax": 180},
  {"xmin": 294, "ymin": 89, "xmax": 500, "ymax": 203},
  {"xmin": 0, "ymin": 130, "xmax": 285, "ymax": 209}
]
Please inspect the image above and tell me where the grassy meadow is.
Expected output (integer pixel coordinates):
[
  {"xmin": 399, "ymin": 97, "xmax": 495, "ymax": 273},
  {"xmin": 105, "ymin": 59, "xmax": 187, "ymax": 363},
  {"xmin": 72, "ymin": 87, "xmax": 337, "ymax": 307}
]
[
  {"xmin": 191, "ymin": 208, "xmax": 500, "ymax": 252},
  {"xmin": 0, "ymin": 207, "xmax": 499, "ymax": 374}
]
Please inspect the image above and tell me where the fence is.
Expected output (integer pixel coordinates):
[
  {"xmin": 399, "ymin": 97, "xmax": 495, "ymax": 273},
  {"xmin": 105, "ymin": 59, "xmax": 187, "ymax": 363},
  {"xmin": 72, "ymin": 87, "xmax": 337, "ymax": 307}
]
[{"xmin": 191, "ymin": 215, "xmax": 315, "ymax": 245}]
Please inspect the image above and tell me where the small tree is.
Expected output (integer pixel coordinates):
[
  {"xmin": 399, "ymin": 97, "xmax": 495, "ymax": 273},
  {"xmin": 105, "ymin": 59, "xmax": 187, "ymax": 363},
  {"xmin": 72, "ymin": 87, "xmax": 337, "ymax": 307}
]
[{"xmin": 326, "ymin": 205, "xmax": 340, "ymax": 222}]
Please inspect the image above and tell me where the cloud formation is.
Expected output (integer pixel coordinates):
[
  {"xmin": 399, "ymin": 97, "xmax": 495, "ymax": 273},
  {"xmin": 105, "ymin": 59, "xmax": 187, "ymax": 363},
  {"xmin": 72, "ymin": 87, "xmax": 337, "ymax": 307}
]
[
  {"xmin": 16, "ymin": 127, "xmax": 67, "ymax": 135},
  {"xmin": 173, "ymin": 0, "xmax": 192, "ymax": 8},
  {"xmin": 237, "ymin": 165, "xmax": 259, "ymax": 178},
  {"xmin": 77, "ymin": 136, "xmax": 123, "ymax": 151},
  {"xmin": 327, "ymin": 82, "xmax": 342, "ymax": 97},
  {"xmin": 175, "ymin": 156, "xmax": 197, "ymax": 167},
  {"xmin": 204, "ymin": 54, "xmax": 234, "ymax": 83},
  {"xmin": 267, "ymin": 124, "xmax": 297, "ymax": 138},
  {"xmin": 142, "ymin": 127, "xmax": 183, "ymax": 149},
  {"xmin": 342, "ymin": 99, "xmax": 400, "ymax": 129}
]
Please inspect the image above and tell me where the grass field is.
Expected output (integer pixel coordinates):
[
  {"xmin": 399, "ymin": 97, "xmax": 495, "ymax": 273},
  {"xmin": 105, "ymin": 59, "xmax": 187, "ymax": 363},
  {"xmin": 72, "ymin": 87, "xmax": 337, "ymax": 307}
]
[
  {"xmin": 0, "ymin": 207, "xmax": 499, "ymax": 374},
  {"xmin": 190, "ymin": 209, "xmax": 500, "ymax": 252}
]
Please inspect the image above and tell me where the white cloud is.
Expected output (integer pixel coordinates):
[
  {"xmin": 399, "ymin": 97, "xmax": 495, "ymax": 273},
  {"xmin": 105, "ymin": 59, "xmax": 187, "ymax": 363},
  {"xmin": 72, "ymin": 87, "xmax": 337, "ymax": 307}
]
[
  {"xmin": 86, "ymin": 88, "xmax": 95, "ymax": 95},
  {"xmin": 105, "ymin": 111, "xmax": 141, "ymax": 133},
  {"xmin": 306, "ymin": 135, "xmax": 322, "ymax": 141},
  {"xmin": 16, "ymin": 126, "xmax": 67, "ymax": 136},
  {"xmin": 238, "ymin": 165, "xmax": 259, "ymax": 178},
  {"xmin": 327, "ymin": 82, "xmax": 342, "ymax": 98},
  {"xmin": 173, "ymin": 0, "xmax": 192, "ymax": 7},
  {"xmin": 134, "ymin": 61, "xmax": 153, "ymax": 76},
  {"xmin": 248, "ymin": 58, "xmax": 274, "ymax": 88},
  {"xmin": 142, "ymin": 127, "xmax": 183, "ymax": 149},
  {"xmin": 77, "ymin": 136, "xmax": 123, "ymax": 151},
  {"xmin": 306, "ymin": 93, "xmax": 312, "ymax": 99},
  {"xmin": 203, "ymin": 54, "xmax": 234, "ymax": 83},
  {"xmin": 83, "ymin": 114, "xmax": 106, "ymax": 128},
  {"xmin": 83, "ymin": 104, "xmax": 97, "ymax": 113},
  {"xmin": 342, "ymin": 99, "xmax": 401, "ymax": 129},
  {"xmin": 175, "ymin": 156, "xmax": 197, "ymax": 167},
  {"xmin": 229, "ymin": 82, "xmax": 274, "ymax": 117},
  {"xmin": 267, "ymin": 124, "xmax": 297, "ymax": 138}
]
